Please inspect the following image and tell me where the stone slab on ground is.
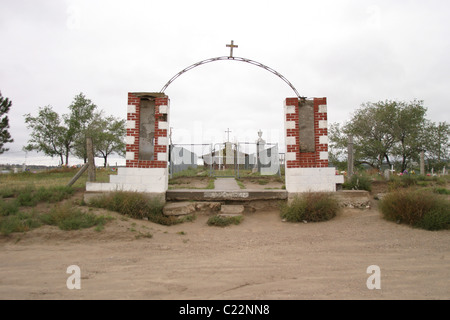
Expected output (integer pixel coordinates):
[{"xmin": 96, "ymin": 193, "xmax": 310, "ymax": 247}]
[
  {"xmin": 194, "ymin": 202, "xmax": 222, "ymax": 212},
  {"xmin": 220, "ymin": 205, "xmax": 245, "ymax": 214},
  {"xmin": 163, "ymin": 202, "xmax": 196, "ymax": 216}
]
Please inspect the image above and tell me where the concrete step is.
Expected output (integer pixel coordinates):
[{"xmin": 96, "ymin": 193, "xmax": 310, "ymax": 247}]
[{"xmin": 166, "ymin": 189, "xmax": 287, "ymax": 201}]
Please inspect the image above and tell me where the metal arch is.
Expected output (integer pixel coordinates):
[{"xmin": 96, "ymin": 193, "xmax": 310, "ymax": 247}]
[{"xmin": 160, "ymin": 56, "xmax": 304, "ymax": 98}]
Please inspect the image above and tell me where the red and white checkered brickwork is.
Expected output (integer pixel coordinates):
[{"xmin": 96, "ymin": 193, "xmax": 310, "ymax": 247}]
[
  {"xmin": 284, "ymin": 97, "xmax": 344, "ymax": 193},
  {"xmin": 284, "ymin": 97, "xmax": 329, "ymax": 168},
  {"xmin": 126, "ymin": 93, "xmax": 169, "ymax": 168}
]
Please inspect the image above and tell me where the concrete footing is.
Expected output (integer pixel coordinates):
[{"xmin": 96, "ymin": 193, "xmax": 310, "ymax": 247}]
[
  {"xmin": 285, "ymin": 168, "xmax": 345, "ymax": 193},
  {"xmin": 166, "ymin": 189, "xmax": 287, "ymax": 201},
  {"xmin": 86, "ymin": 167, "xmax": 168, "ymax": 193}
]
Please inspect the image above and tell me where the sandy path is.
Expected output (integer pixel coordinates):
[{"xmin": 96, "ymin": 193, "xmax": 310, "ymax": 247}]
[{"xmin": 0, "ymin": 202, "xmax": 449, "ymax": 300}]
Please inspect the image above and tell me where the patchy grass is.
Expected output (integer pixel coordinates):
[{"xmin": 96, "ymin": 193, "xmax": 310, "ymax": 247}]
[
  {"xmin": 343, "ymin": 174, "xmax": 372, "ymax": 192},
  {"xmin": 168, "ymin": 177, "xmax": 215, "ymax": 190},
  {"xmin": 172, "ymin": 167, "xmax": 208, "ymax": 178},
  {"xmin": 40, "ymin": 204, "xmax": 112, "ymax": 231},
  {"xmin": 388, "ymin": 174, "xmax": 448, "ymax": 191},
  {"xmin": 0, "ymin": 167, "xmax": 114, "ymax": 191},
  {"xmin": 14, "ymin": 185, "xmax": 75, "ymax": 207},
  {"xmin": 432, "ymin": 187, "xmax": 450, "ymax": 195},
  {"xmin": 257, "ymin": 179, "xmax": 269, "ymax": 185},
  {"xmin": 135, "ymin": 231, "xmax": 153, "ymax": 239},
  {"xmin": 178, "ymin": 214, "xmax": 196, "ymax": 223},
  {"xmin": 0, "ymin": 199, "xmax": 20, "ymax": 216},
  {"xmin": 207, "ymin": 215, "xmax": 243, "ymax": 227},
  {"xmin": 205, "ymin": 178, "xmax": 215, "ymax": 189},
  {"xmin": 280, "ymin": 192, "xmax": 340, "ymax": 223},
  {"xmin": 235, "ymin": 179, "xmax": 246, "ymax": 189},
  {"xmin": 0, "ymin": 210, "xmax": 42, "ymax": 235},
  {"xmin": 0, "ymin": 201, "xmax": 113, "ymax": 235}
]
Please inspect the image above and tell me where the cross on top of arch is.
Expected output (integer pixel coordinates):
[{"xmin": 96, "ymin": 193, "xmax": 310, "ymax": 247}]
[{"xmin": 226, "ymin": 40, "xmax": 238, "ymax": 58}]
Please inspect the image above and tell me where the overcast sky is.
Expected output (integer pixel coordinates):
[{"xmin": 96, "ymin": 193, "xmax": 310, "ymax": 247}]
[{"xmin": 1, "ymin": 0, "xmax": 449, "ymax": 166}]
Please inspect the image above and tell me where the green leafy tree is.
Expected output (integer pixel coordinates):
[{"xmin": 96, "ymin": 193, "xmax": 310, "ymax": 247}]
[
  {"xmin": 330, "ymin": 100, "xmax": 430, "ymax": 171},
  {"xmin": 0, "ymin": 92, "xmax": 14, "ymax": 154},
  {"xmin": 390, "ymin": 100, "xmax": 427, "ymax": 171},
  {"xmin": 328, "ymin": 122, "xmax": 348, "ymax": 171},
  {"xmin": 68, "ymin": 93, "xmax": 98, "ymax": 163},
  {"xmin": 24, "ymin": 106, "xmax": 70, "ymax": 165},
  {"xmin": 92, "ymin": 115, "xmax": 126, "ymax": 167},
  {"xmin": 24, "ymin": 93, "xmax": 126, "ymax": 166},
  {"xmin": 343, "ymin": 101, "xmax": 398, "ymax": 169},
  {"xmin": 424, "ymin": 121, "xmax": 450, "ymax": 171}
]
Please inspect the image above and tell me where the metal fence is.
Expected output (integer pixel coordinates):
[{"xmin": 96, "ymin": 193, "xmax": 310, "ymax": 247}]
[{"xmin": 169, "ymin": 142, "xmax": 283, "ymax": 178}]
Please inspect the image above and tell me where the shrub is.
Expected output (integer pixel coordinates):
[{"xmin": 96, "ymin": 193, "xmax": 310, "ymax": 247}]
[
  {"xmin": 104, "ymin": 191, "xmax": 156, "ymax": 219},
  {"xmin": 280, "ymin": 192, "xmax": 340, "ymax": 223},
  {"xmin": 88, "ymin": 191, "xmax": 179, "ymax": 226},
  {"xmin": 207, "ymin": 215, "xmax": 243, "ymax": 227},
  {"xmin": 415, "ymin": 209, "xmax": 450, "ymax": 231},
  {"xmin": 379, "ymin": 189, "xmax": 449, "ymax": 230},
  {"xmin": 343, "ymin": 174, "xmax": 372, "ymax": 191}
]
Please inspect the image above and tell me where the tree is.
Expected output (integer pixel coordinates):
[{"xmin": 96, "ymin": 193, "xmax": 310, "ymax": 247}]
[
  {"xmin": 328, "ymin": 122, "xmax": 348, "ymax": 171},
  {"xmin": 390, "ymin": 100, "xmax": 427, "ymax": 171},
  {"xmin": 24, "ymin": 93, "xmax": 126, "ymax": 166},
  {"xmin": 424, "ymin": 121, "xmax": 450, "ymax": 171},
  {"xmin": 67, "ymin": 93, "xmax": 98, "ymax": 163},
  {"xmin": 342, "ymin": 101, "xmax": 398, "ymax": 169},
  {"xmin": 92, "ymin": 115, "xmax": 126, "ymax": 167},
  {"xmin": 330, "ymin": 100, "xmax": 430, "ymax": 171},
  {"xmin": 0, "ymin": 92, "xmax": 14, "ymax": 154},
  {"xmin": 24, "ymin": 106, "xmax": 70, "ymax": 165}
]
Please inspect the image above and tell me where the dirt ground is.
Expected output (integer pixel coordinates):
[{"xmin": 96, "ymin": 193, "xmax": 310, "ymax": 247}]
[{"xmin": 1, "ymin": 187, "xmax": 449, "ymax": 301}]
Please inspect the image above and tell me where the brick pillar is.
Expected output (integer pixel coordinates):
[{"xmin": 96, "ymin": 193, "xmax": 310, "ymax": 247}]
[
  {"xmin": 284, "ymin": 97, "xmax": 343, "ymax": 193},
  {"xmin": 86, "ymin": 92, "xmax": 169, "ymax": 198},
  {"xmin": 285, "ymin": 97, "xmax": 329, "ymax": 168},
  {"xmin": 126, "ymin": 93, "xmax": 169, "ymax": 169}
]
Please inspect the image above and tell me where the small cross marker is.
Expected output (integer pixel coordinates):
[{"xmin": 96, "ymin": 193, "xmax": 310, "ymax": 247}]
[
  {"xmin": 226, "ymin": 40, "xmax": 238, "ymax": 58},
  {"xmin": 225, "ymin": 128, "xmax": 232, "ymax": 142}
]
